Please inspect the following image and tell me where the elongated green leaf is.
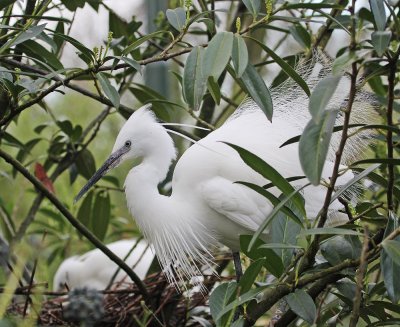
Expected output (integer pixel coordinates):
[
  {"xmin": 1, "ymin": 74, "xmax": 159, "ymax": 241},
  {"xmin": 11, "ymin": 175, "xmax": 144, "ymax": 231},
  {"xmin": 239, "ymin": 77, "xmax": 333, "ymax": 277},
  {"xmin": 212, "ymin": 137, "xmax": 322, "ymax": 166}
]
[
  {"xmin": 215, "ymin": 286, "xmax": 269, "ymax": 321},
  {"xmin": 240, "ymin": 63, "xmax": 273, "ymax": 121},
  {"xmin": 353, "ymin": 158, "xmax": 400, "ymax": 166},
  {"xmin": 330, "ymin": 164, "xmax": 380, "ymax": 204},
  {"xmin": 245, "ymin": 36, "xmax": 310, "ymax": 97},
  {"xmin": 382, "ymin": 240, "xmax": 400, "ymax": 266},
  {"xmin": 166, "ymin": 7, "xmax": 186, "ymax": 31},
  {"xmin": 225, "ymin": 143, "xmax": 305, "ymax": 217},
  {"xmin": 299, "ymin": 227, "xmax": 362, "ymax": 236},
  {"xmin": 299, "ymin": 110, "xmax": 338, "ymax": 185},
  {"xmin": 332, "ymin": 51, "xmax": 356, "ymax": 75},
  {"xmin": 250, "ymin": 186, "xmax": 308, "ymax": 251},
  {"xmin": 210, "ymin": 281, "xmax": 238, "ymax": 327},
  {"xmin": 120, "ymin": 56, "xmax": 142, "ymax": 74},
  {"xmin": 122, "ymin": 30, "xmax": 168, "ymax": 55},
  {"xmin": 237, "ymin": 181, "xmax": 303, "ymax": 226},
  {"xmin": 232, "ymin": 35, "xmax": 248, "ymax": 77},
  {"xmin": 381, "ymin": 212, "xmax": 400, "ymax": 303},
  {"xmin": 371, "ymin": 31, "xmax": 392, "ymax": 56},
  {"xmin": 207, "ymin": 76, "xmax": 221, "ymax": 105},
  {"xmin": 242, "ymin": 0, "xmax": 261, "ymax": 19},
  {"xmin": 286, "ymin": 289, "xmax": 316, "ymax": 324},
  {"xmin": 369, "ymin": 0, "xmax": 386, "ymax": 31},
  {"xmin": 183, "ymin": 46, "xmax": 206, "ymax": 110},
  {"xmin": 289, "ymin": 24, "xmax": 311, "ymax": 49},
  {"xmin": 10, "ymin": 24, "xmax": 47, "ymax": 47},
  {"xmin": 77, "ymin": 190, "xmax": 93, "ymax": 228},
  {"xmin": 259, "ymin": 243, "xmax": 302, "ymax": 250},
  {"xmin": 239, "ymin": 258, "xmax": 265, "ymax": 294},
  {"xmin": 0, "ymin": 0, "xmax": 16, "ymax": 10},
  {"xmin": 271, "ymin": 199, "xmax": 303, "ymax": 267},
  {"xmin": 96, "ymin": 72, "xmax": 120, "ymax": 109},
  {"xmin": 283, "ymin": 3, "xmax": 342, "ymax": 10},
  {"xmin": 20, "ymin": 40, "xmax": 64, "ymax": 70},
  {"xmin": 92, "ymin": 192, "xmax": 110, "ymax": 241},
  {"xmin": 309, "ymin": 75, "xmax": 341, "ymax": 123},
  {"xmin": 202, "ymin": 31, "xmax": 233, "ymax": 80},
  {"xmin": 53, "ymin": 33, "xmax": 94, "ymax": 64},
  {"xmin": 75, "ymin": 149, "xmax": 96, "ymax": 180}
]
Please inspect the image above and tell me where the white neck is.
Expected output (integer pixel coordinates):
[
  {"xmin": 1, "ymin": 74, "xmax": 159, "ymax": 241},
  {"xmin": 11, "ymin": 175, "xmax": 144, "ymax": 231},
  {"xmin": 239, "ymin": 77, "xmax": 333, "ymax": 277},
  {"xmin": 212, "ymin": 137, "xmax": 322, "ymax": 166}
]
[{"xmin": 124, "ymin": 151, "xmax": 215, "ymax": 289}]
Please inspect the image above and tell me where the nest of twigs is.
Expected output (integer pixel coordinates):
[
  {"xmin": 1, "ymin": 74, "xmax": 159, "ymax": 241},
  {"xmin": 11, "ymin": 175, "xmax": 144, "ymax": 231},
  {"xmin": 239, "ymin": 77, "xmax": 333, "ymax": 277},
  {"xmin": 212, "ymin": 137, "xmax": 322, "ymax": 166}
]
[{"xmin": 6, "ymin": 257, "xmax": 231, "ymax": 326}]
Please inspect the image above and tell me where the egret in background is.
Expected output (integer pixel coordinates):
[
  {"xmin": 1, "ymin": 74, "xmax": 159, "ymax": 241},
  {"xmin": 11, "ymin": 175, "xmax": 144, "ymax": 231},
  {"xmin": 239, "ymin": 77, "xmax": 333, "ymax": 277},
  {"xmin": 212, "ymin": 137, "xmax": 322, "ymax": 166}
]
[
  {"xmin": 53, "ymin": 239, "xmax": 153, "ymax": 291},
  {"xmin": 75, "ymin": 60, "xmax": 373, "ymax": 288}
]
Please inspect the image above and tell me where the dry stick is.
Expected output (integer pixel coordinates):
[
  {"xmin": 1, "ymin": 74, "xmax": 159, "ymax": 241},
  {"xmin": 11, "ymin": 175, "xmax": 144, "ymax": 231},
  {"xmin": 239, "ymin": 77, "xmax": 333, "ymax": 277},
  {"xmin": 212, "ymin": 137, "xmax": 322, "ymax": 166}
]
[
  {"xmin": 0, "ymin": 149, "xmax": 149, "ymax": 300},
  {"xmin": 349, "ymin": 227, "xmax": 369, "ymax": 327}
]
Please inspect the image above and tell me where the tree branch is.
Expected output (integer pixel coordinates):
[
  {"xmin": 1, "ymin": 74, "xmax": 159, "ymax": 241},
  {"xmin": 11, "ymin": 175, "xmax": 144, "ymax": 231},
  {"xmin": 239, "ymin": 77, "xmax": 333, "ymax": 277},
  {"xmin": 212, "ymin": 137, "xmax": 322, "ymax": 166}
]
[{"xmin": 0, "ymin": 149, "xmax": 149, "ymax": 300}]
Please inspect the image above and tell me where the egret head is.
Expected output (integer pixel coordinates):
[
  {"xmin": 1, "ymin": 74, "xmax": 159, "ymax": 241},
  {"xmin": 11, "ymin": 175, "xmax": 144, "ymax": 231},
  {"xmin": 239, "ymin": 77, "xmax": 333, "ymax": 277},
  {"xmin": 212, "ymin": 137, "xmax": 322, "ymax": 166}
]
[{"xmin": 75, "ymin": 104, "xmax": 175, "ymax": 203}]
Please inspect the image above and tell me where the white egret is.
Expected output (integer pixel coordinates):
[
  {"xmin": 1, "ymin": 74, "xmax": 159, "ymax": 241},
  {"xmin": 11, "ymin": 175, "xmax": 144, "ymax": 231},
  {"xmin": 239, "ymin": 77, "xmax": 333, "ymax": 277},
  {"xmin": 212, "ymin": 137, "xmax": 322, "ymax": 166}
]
[
  {"xmin": 74, "ymin": 62, "xmax": 373, "ymax": 288},
  {"xmin": 53, "ymin": 239, "xmax": 154, "ymax": 291}
]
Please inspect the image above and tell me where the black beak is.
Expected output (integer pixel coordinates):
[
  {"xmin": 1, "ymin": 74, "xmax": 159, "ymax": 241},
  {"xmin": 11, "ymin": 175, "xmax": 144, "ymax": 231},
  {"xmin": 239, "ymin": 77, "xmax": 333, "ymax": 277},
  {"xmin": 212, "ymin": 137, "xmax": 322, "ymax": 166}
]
[{"xmin": 74, "ymin": 146, "xmax": 127, "ymax": 203}]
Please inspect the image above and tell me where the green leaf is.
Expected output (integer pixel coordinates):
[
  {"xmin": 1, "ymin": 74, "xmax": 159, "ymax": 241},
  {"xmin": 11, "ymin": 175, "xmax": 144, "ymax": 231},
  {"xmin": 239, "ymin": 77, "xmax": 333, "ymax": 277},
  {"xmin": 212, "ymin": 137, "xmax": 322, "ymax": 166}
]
[
  {"xmin": 285, "ymin": 289, "xmax": 316, "ymax": 325},
  {"xmin": 242, "ymin": 0, "xmax": 261, "ymax": 19},
  {"xmin": 237, "ymin": 182, "xmax": 303, "ymax": 226},
  {"xmin": 202, "ymin": 31, "xmax": 233, "ymax": 80},
  {"xmin": 250, "ymin": 186, "xmax": 307, "ymax": 252},
  {"xmin": 53, "ymin": 33, "xmax": 94, "ymax": 64},
  {"xmin": 120, "ymin": 56, "xmax": 142, "ymax": 74},
  {"xmin": 332, "ymin": 51, "xmax": 356, "ymax": 76},
  {"xmin": 245, "ymin": 36, "xmax": 310, "ymax": 97},
  {"xmin": 77, "ymin": 190, "xmax": 93, "ymax": 228},
  {"xmin": 321, "ymin": 235, "xmax": 362, "ymax": 266},
  {"xmin": 284, "ymin": 3, "xmax": 342, "ymax": 10},
  {"xmin": 289, "ymin": 24, "xmax": 311, "ymax": 49},
  {"xmin": 166, "ymin": 7, "xmax": 186, "ymax": 31},
  {"xmin": 240, "ymin": 63, "xmax": 273, "ymax": 121},
  {"xmin": 299, "ymin": 110, "xmax": 338, "ymax": 185},
  {"xmin": 183, "ymin": 46, "xmax": 207, "ymax": 110},
  {"xmin": 308, "ymin": 75, "xmax": 341, "ymax": 124},
  {"xmin": 231, "ymin": 35, "xmax": 248, "ymax": 77},
  {"xmin": 0, "ymin": 0, "xmax": 16, "ymax": 11},
  {"xmin": 207, "ymin": 76, "xmax": 221, "ymax": 105},
  {"xmin": 215, "ymin": 286, "xmax": 269, "ymax": 321},
  {"xmin": 224, "ymin": 143, "xmax": 305, "ymax": 217},
  {"xmin": 381, "ymin": 213, "xmax": 400, "ymax": 303},
  {"xmin": 271, "ymin": 199, "xmax": 303, "ymax": 267},
  {"xmin": 122, "ymin": 30, "xmax": 168, "ymax": 56},
  {"xmin": 109, "ymin": 11, "xmax": 128, "ymax": 38},
  {"xmin": 299, "ymin": 227, "xmax": 362, "ymax": 236},
  {"xmin": 258, "ymin": 243, "xmax": 302, "ymax": 250},
  {"xmin": 369, "ymin": 0, "xmax": 386, "ymax": 31},
  {"xmin": 75, "ymin": 149, "xmax": 96, "ymax": 180},
  {"xmin": 240, "ymin": 235, "xmax": 284, "ymax": 277},
  {"xmin": 371, "ymin": 31, "xmax": 392, "ymax": 56},
  {"xmin": 20, "ymin": 40, "xmax": 64, "ymax": 70},
  {"xmin": 10, "ymin": 24, "xmax": 47, "ymax": 47},
  {"xmin": 92, "ymin": 191, "xmax": 110, "ymax": 241},
  {"xmin": 382, "ymin": 240, "xmax": 400, "ymax": 267},
  {"xmin": 209, "ymin": 281, "xmax": 238, "ymax": 327},
  {"xmin": 352, "ymin": 158, "xmax": 400, "ymax": 166},
  {"xmin": 330, "ymin": 164, "xmax": 381, "ymax": 204},
  {"xmin": 96, "ymin": 72, "xmax": 120, "ymax": 109},
  {"xmin": 239, "ymin": 258, "xmax": 265, "ymax": 294}
]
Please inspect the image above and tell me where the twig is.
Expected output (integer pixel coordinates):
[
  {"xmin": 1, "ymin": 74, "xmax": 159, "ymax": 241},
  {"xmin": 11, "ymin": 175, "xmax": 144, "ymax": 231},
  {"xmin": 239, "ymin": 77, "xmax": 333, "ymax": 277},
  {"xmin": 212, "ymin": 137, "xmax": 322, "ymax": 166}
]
[
  {"xmin": 349, "ymin": 227, "xmax": 369, "ymax": 327},
  {"xmin": 0, "ymin": 149, "xmax": 149, "ymax": 300}
]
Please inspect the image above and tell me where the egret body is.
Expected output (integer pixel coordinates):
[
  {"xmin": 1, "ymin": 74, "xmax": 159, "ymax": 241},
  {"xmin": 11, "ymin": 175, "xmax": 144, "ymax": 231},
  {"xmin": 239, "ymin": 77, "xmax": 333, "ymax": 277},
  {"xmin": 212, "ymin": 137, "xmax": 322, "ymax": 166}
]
[
  {"xmin": 53, "ymin": 239, "xmax": 153, "ymax": 291},
  {"xmin": 75, "ymin": 65, "xmax": 372, "ymax": 287}
]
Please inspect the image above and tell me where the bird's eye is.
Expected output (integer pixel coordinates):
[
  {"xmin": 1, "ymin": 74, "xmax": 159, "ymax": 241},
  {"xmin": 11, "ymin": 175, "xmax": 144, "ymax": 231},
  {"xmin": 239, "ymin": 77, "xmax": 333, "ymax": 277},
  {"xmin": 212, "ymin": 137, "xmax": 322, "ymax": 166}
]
[{"xmin": 125, "ymin": 140, "xmax": 131, "ymax": 148}]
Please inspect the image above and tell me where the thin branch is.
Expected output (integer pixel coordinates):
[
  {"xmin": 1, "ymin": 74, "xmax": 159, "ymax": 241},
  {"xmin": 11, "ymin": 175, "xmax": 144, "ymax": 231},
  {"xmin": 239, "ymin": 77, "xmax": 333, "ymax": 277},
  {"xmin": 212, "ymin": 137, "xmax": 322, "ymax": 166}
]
[
  {"xmin": 349, "ymin": 227, "xmax": 369, "ymax": 327},
  {"xmin": 0, "ymin": 149, "xmax": 149, "ymax": 300}
]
